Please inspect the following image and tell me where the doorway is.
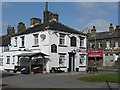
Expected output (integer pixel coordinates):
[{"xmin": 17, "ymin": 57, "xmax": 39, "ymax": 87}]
[{"xmin": 68, "ymin": 53, "xmax": 75, "ymax": 71}]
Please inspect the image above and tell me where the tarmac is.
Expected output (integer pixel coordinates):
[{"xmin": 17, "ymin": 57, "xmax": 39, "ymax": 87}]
[{"xmin": 1, "ymin": 70, "xmax": 119, "ymax": 89}]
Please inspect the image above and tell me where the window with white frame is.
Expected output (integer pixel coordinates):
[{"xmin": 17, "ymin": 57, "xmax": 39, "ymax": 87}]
[
  {"xmin": 6, "ymin": 56, "xmax": 10, "ymax": 64},
  {"xmin": 0, "ymin": 58, "xmax": 3, "ymax": 66},
  {"xmin": 106, "ymin": 41, "xmax": 110, "ymax": 48},
  {"xmin": 70, "ymin": 36, "xmax": 76, "ymax": 47},
  {"xmin": 33, "ymin": 34, "xmax": 39, "ymax": 46},
  {"xmin": 51, "ymin": 44, "xmax": 57, "ymax": 53},
  {"xmin": 80, "ymin": 37, "xmax": 85, "ymax": 47},
  {"xmin": 80, "ymin": 54, "xmax": 85, "ymax": 64},
  {"xmin": 59, "ymin": 34, "xmax": 65, "ymax": 45},
  {"xmin": 98, "ymin": 42, "xmax": 102, "ymax": 48},
  {"xmin": 59, "ymin": 55, "xmax": 66, "ymax": 66},
  {"xmin": 12, "ymin": 56, "xmax": 15, "ymax": 64},
  {"xmin": 90, "ymin": 43, "xmax": 95, "ymax": 48},
  {"xmin": 115, "ymin": 41, "xmax": 118, "ymax": 48},
  {"xmin": 21, "ymin": 36, "xmax": 25, "ymax": 47},
  {"xmin": 14, "ymin": 37, "xmax": 17, "ymax": 47}
]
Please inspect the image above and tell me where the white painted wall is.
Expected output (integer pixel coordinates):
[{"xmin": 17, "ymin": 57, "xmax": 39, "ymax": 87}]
[{"xmin": 2, "ymin": 29, "xmax": 87, "ymax": 72}]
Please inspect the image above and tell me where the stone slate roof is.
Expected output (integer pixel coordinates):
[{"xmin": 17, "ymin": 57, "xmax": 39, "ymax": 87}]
[
  {"xmin": 0, "ymin": 35, "xmax": 11, "ymax": 46},
  {"xmin": 88, "ymin": 29, "xmax": 120, "ymax": 40},
  {"xmin": 13, "ymin": 20, "xmax": 86, "ymax": 37},
  {"xmin": 0, "ymin": 20, "xmax": 86, "ymax": 46}
]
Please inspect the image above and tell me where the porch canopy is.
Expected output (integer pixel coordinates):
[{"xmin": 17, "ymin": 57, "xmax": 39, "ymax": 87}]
[
  {"xmin": 16, "ymin": 52, "xmax": 49, "ymax": 74},
  {"xmin": 17, "ymin": 52, "xmax": 49, "ymax": 57}
]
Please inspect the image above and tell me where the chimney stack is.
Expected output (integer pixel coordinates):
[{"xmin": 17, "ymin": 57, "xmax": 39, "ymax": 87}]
[
  {"xmin": 7, "ymin": 25, "xmax": 15, "ymax": 35},
  {"xmin": 17, "ymin": 22, "xmax": 26, "ymax": 32},
  {"xmin": 115, "ymin": 25, "xmax": 120, "ymax": 30},
  {"xmin": 91, "ymin": 26, "xmax": 96, "ymax": 35},
  {"xmin": 43, "ymin": 2, "xmax": 59, "ymax": 25},
  {"xmin": 109, "ymin": 23, "xmax": 114, "ymax": 32},
  {"xmin": 30, "ymin": 18, "xmax": 41, "ymax": 26}
]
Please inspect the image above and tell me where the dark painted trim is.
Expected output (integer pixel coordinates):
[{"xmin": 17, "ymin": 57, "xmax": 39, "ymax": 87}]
[
  {"xmin": 58, "ymin": 66, "xmax": 67, "ymax": 68},
  {"xmin": 79, "ymin": 47, "xmax": 86, "ymax": 49},
  {"xmin": 19, "ymin": 46, "xmax": 25, "ymax": 48},
  {"xmin": 6, "ymin": 63, "xmax": 10, "ymax": 64},
  {"xmin": 33, "ymin": 33, "xmax": 39, "ymax": 36},
  {"xmin": 32, "ymin": 45, "xmax": 39, "ymax": 47},
  {"xmin": 79, "ymin": 66, "xmax": 86, "ymax": 67},
  {"xmin": 58, "ymin": 53, "xmax": 67, "ymax": 55},
  {"xmin": 58, "ymin": 45, "xmax": 67, "ymax": 47},
  {"xmin": 59, "ymin": 33, "xmax": 66, "ymax": 35}
]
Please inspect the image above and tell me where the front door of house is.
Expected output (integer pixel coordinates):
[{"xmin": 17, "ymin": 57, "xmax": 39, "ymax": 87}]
[{"xmin": 69, "ymin": 53, "xmax": 75, "ymax": 71}]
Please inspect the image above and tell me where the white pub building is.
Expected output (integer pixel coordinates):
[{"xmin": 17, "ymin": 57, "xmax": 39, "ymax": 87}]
[{"xmin": 1, "ymin": 2, "xmax": 87, "ymax": 73}]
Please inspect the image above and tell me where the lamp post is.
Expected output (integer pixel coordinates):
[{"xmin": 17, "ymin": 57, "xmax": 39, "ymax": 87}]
[{"xmin": 94, "ymin": 28, "xmax": 97, "ymax": 65}]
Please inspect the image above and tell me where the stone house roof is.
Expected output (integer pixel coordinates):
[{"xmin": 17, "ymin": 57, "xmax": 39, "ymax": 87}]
[{"xmin": 12, "ymin": 20, "xmax": 86, "ymax": 37}]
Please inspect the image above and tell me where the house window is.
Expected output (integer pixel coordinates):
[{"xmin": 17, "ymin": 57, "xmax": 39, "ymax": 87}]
[
  {"xmin": 80, "ymin": 37, "xmax": 85, "ymax": 47},
  {"xmin": 110, "ymin": 54, "xmax": 113, "ymax": 56},
  {"xmin": 80, "ymin": 55, "xmax": 85, "ymax": 64},
  {"xmin": 6, "ymin": 56, "xmax": 10, "ymax": 64},
  {"xmin": 14, "ymin": 37, "xmax": 17, "ymax": 47},
  {"xmin": 12, "ymin": 56, "xmax": 15, "ymax": 64},
  {"xmin": 21, "ymin": 36, "xmax": 25, "ymax": 47},
  {"xmin": 59, "ymin": 34, "xmax": 65, "ymax": 45},
  {"xmin": 90, "ymin": 43, "xmax": 95, "ymax": 48},
  {"xmin": 0, "ymin": 58, "xmax": 3, "ymax": 66},
  {"xmin": 99, "ymin": 42, "xmax": 102, "ymax": 48},
  {"xmin": 34, "ymin": 34, "xmax": 39, "ymax": 45},
  {"xmin": 115, "ymin": 41, "xmax": 118, "ymax": 48},
  {"xmin": 51, "ymin": 44, "xmax": 57, "ymax": 53},
  {"xmin": 105, "ymin": 54, "xmax": 108, "ymax": 56},
  {"xmin": 59, "ymin": 55, "xmax": 66, "ymax": 66},
  {"xmin": 3, "ymin": 47, "xmax": 9, "ymax": 52},
  {"xmin": 106, "ymin": 41, "xmax": 110, "ymax": 48},
  {"xmin": 70, "ymin": 36, "xmax": 76, "ymax": 47}
]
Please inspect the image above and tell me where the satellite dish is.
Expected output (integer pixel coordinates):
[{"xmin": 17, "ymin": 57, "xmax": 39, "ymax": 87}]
[{"xmin": 40, "ymin": 34, "xmax": 46, "ymax": 40}]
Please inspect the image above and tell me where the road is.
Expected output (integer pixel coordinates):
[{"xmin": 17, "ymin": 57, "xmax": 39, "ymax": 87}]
[{"xmin": 1, "ymin": 70, "xmax": 119, "ymax": 89}]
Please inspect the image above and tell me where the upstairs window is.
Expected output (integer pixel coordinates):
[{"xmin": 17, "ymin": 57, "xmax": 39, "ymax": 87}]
[
  {"xmin": 14, "ymin": 37, "xmax": 17, "ymax": 47},
  {"xmin": 98, "ymin": 42, "xmax": 102, "ymax": 48},
  {"xmin": 21, "ymin": 36, "xmax": 25, "ymax": 47},
  {"xmin": 51, "ymin": 44, "xmax": 57, "ymax": 53},
  {"xmin": 59, "ymin": 34, "xmax": 65, "ymax": 45},
  {"xmin": 115, "ymin": 41, "xmax": 118, "ymax": 48},
  {"xmin": 80, "ymin": 37, "xmax": 85, "ymax": 47},
  {"xmin": 90, "ymin": 43, "xmax": 95, "ymax": 48},
  {"xmin": 106, "ymin": 40, "xmax": 110, "ymax": 48},
  {"xmin": 33, "ymin": 34, "xmax": 39, "ymax": 46},
  {"xmin": 70, "ymin": 36, "xmax": 76, "ymax": 47}
]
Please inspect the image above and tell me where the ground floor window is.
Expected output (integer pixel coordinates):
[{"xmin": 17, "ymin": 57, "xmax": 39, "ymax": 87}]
[
  {"xmin": 59, "ymin": 55, "xmax": 66, "ymax": 66},
  {"xmin": 6, "ymin": 56, "xmax": 10, "ymax": 64},
  {"xmin": 12, "ymin": 56, "xmax": 15, "ymax": 64},
  {"xmin": 80, "ymin": 54, "xmax": 85, "ymax": 64},
  {"xmin": 0, "ymin": 58, "xmax": 3, "ymax": 66}
]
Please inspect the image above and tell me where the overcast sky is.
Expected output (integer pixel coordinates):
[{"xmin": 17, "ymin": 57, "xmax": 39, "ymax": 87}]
[{"xmin": 1, "ymin": 1, "xmax": 119, "ymax": 35}]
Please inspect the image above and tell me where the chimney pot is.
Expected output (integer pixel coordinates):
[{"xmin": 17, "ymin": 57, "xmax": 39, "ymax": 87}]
[
  {"xmin": 30, "ymin": 18, "xmax": 41, "ymax": 26},
  {"xmin": 93, "ymin": 26, "xmax": 95, "ymax": 29},
  {"xmin": 7, "ymin": 25, "xmax": 15, "ymax": 35},
  {"xmin": 17, "ymin": 22, "xmax": 26, "ymax": 32}
]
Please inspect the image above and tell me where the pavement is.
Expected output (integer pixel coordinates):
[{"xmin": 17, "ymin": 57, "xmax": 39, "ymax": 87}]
[{"xmin": 1, "ymin": 70, "xmax": 119, "ymax": 89}]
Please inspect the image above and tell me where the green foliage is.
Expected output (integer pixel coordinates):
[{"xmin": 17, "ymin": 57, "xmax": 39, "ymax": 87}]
[{"xmin": 79, "ymin": 73, "xmax": 119, "ymax": 83}]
